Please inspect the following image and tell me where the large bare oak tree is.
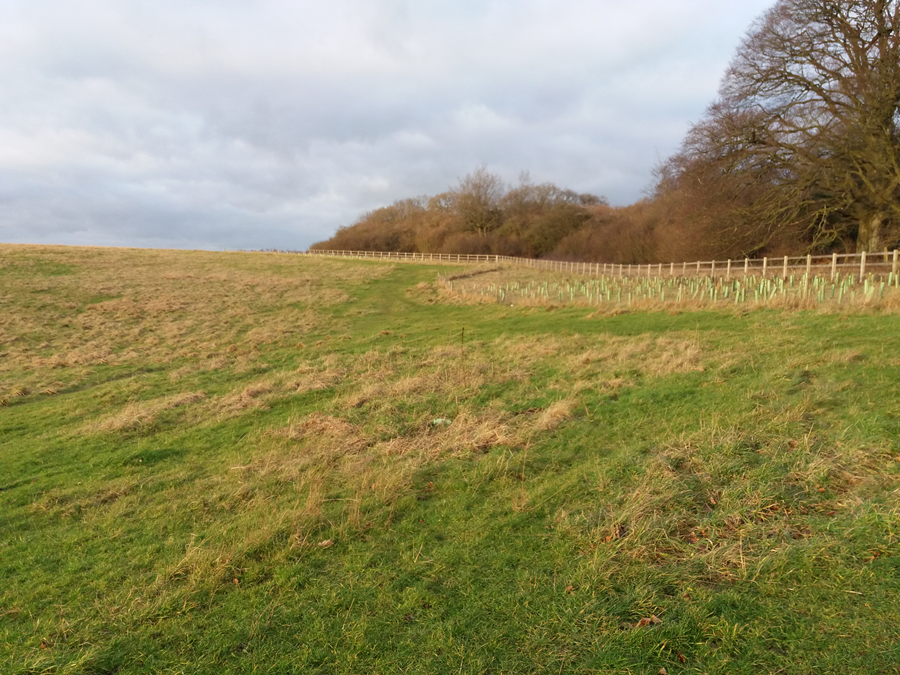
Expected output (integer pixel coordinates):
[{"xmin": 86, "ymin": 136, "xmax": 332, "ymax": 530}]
[{"xmin": 673, "ymin": 0, "xmax": 900, "ymax": 252}]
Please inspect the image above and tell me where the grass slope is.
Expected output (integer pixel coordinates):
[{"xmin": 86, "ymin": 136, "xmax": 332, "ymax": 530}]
[{"xmin": 2, "ymin": 245, "xmax": 899, "ymax": 674}]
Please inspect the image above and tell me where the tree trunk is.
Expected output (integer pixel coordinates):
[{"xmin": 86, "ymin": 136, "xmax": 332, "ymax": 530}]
[{"xmin": 856, "ymin": 212, "xmax": 886, "ymax": 252}]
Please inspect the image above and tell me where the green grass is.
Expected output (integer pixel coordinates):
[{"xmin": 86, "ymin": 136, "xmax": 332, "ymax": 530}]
[{"xmin": 2, "ymin": 244, "xmax": 900, "ymax": 674}]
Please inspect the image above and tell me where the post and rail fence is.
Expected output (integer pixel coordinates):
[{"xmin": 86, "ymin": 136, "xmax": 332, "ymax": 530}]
[{"xmin": 302, "ymin": 248, "xmax": 900, "ymax": 282}]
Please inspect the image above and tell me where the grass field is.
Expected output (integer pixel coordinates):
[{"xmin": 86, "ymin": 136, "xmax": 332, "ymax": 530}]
[{"xmin": 2, "ymin": 244, "xmax": 900, "ymax": 674}]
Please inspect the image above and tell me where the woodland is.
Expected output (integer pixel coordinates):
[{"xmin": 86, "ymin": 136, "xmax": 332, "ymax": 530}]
[{"xmin": 312, "ymin": 0, "xmax": 900, "ymax": 263}]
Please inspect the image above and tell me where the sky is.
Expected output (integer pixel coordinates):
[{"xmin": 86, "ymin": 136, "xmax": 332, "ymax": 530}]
[{"xmin": 0, "ymin": 0, "xmax": 775, "ymax": 251}]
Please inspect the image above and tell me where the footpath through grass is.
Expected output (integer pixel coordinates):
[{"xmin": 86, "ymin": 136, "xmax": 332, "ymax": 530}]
[{"xmin": 2, "ymin": 245, "xmax": 900, "ymax": 674}]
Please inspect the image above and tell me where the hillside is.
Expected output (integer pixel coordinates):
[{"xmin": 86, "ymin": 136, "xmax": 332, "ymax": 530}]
[{"xmin": 2, "ymin": 245, "xmax": 900, "ymax": 673}]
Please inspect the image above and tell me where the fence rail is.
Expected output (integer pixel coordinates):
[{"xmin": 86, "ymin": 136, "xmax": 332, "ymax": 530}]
[
  {"xmin": 304, "ymin": 250, "xmax": 502, "ymax": 264},
  {"xmin": 303, "ymin": 249, "xmax": 900, "ymax": 280}
]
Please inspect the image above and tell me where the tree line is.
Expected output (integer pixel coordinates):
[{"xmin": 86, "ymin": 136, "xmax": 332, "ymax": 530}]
[
  {"xmin": 312, "ymin": 168, "xmax": 644, "ymax": 262},
  {"xmin": 313, "ymin": 0, "xmax": 900, "ymax": 262}
]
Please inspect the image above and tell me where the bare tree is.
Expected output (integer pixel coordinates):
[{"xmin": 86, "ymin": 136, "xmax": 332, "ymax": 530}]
[
  {"xmin": 453, "ymin": 166, "xmax": 506, "ymax": 237},
  {"xmin": 677, "ymin": 0, "xmax": 900, "ymax": 252}
]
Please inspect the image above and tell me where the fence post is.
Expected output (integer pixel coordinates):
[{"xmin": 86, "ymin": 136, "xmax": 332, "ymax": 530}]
[
  {"xmin": 726, "ymin": 259, "xmax": 732, "ymax": 279},
  {"xmin": 696, "ymin": 260, "xmax": 701, "ymax": 274},
  {"xmin": 763, "ymin": 257, "xmax": 768, "ymax": 277},
  {"xmin": 711, "ymin": 260, "xmax": 716, "ymax": 277},
  {"xmin": 783, "ymin": 255, "xmax": 788, "ymax": 279},
  {"xmin": 658, "ymin": 263, "xmax": 663, "ymax": 277},
  {"xmin": 744, "ymin": 258, "xmax": 749, "ymax": 275},
  {"xmin": 831, "ymin": 252, "xmax": 838, "ymax": 281},
  {"xmin": 682, "ymin": 261, "xmax": 687, "ymax": 275},
  {"xmin": 860, "ymin": 250, "xmax": 867, "ymax": 278},
  {"xmin": 806, "ymin": 254, "xmax": 812, "ymax": 278},
  {"xmin": 670, "ymin": 262, "xmax": 674, "ymax": 277},
  {"xmin": 893, "ymin": 249, "xmax": 899, "ymax": 277}
]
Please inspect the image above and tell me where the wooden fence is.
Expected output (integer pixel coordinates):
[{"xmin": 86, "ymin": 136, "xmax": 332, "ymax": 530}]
[{"xmin": 303, "ymin": 249, "xmax": 900, "ymax": 281}]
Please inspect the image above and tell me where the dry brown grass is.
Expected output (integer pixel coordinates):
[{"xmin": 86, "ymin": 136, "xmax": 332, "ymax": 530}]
[
  {"xmin": 0, "ymin": 245, "xmax": 388, "ymax": 399},
  {"xmin": 533, "ymin": 398, "xmax": 576, "ymax": 431},
  {"xmin": 496, "ymin": 333, "xmax": 705, "ymax": 379},
  {"xmin": 214, "ymin": 381, "xmax": 275, "ymax": 417},
  {"xmin": 234, "ymin": 327, "xmax": 717, "ymax": 488},
  {"xmin": 85, "ymin": 392, "xmax": 207, "ymax": 433},
  {"xmin": 228, "ymin": 321, "xmax": 718, "ymax": 514},
  {"xmin": 269, "ymin": 413, "xmax": 367, "ymax": 453}
]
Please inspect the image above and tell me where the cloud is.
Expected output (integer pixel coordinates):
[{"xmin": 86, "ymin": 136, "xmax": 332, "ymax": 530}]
[{"xmin": 0, "ymin": 0, "xmax": 774, "ymax": 250}]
